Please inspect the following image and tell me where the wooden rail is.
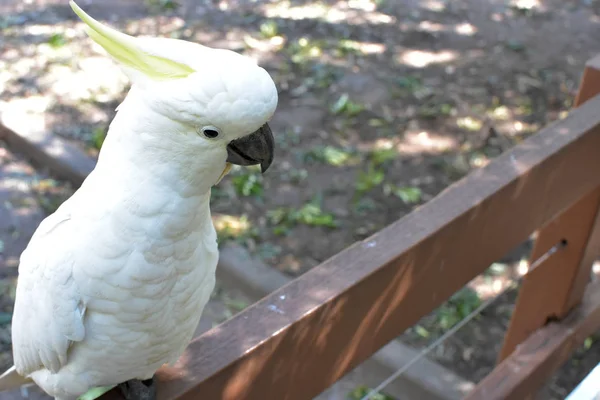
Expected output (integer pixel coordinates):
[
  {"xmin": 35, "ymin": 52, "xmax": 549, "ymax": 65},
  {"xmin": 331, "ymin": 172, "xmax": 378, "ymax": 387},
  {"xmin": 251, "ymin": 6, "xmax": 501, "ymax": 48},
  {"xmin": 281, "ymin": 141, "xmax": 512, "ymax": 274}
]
[
  {"xmin": 498, "ymin": 55, "xmax": 600, "ymax": 362},
  {"xmin": 101, "ymin": 56, "xmax": 600, "ymax": 399},
  {"xmin": 466, "ymin": 278, "xmax": 600, "ymax": 400}
]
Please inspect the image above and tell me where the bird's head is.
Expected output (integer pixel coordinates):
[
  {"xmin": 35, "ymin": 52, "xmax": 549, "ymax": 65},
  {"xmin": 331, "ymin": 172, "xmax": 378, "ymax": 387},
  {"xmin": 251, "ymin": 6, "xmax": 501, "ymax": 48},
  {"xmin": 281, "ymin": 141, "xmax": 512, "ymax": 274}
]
[{"xmin": 70, "ymin": 1, "xmax": 277, "ymax": 181}]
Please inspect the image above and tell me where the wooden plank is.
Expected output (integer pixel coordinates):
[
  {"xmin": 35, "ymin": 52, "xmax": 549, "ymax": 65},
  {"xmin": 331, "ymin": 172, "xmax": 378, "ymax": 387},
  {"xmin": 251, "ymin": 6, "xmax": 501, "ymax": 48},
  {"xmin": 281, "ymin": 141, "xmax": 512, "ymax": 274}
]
[
  {"xmin": 565, "ymin": 201, "xmax": 600, "ymax": 313},
  {"xmin": 555, "ymin": 55, "xmax": 600, "ymax": 315},
  {"xmin": 498, "ymin": 57, "xmax": 600, "ymax": 361},
  {"xmin": 0, "ymin": 121, "xmax": 94, "ymax": 187},
  {"xmin": 92, "ymin": 92, "xmax": 600, "ymax": 400},
  {"xmin": 574, "ymin": 54, "xmax": 600, "ymax": 106},
  {"xmin": 216, "ymin": 243, "xmax": 476, "ymax": 400},
  {"xmin": 498, "ymin": 188, "xmax": 600, "ymax": 361},
  {"xmin": 466, "ymin": 278, "xmax": 600, "ymax": 400}
]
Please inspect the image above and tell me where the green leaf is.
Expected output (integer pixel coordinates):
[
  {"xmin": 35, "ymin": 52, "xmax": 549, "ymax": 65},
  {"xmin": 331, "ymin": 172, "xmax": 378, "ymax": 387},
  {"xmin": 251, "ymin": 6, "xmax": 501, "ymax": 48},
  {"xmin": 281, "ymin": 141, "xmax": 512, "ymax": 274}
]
[
  {"xmin": 232, "ymin": 173, "xmax": 263, "ymax": 197},
  {"xmin": 356, "ymin": 165, "xmax": 385, "ymax": 193},
  {"xmin": 353, "ymin": 197, "xmax": 377, "ymax": 215},
  {"xmin": 393, "ymin": 186, "xmax": 422, "ymax": 204},
  {"xmin": 369, "ymin": 148, "xmax": 397, "ymax": 166},
  {"xmin": 223, "ymin": 298, "xmax": 249, "ymax": 312},
  {"xmin": 396, "ymin": 75, "xmax": 422, "ymax": 92},
  {"xmin": 331, "ymin": 94, "xmax": 349, "ymax": 114},
  {"xmin": 268, "ymin": 198, "xmax": 338, "ymax": 230},
  {"xmin": 304, "ymin": 145, "xmax": 356, "ymax": 166},
  {"xmin": 91, "ymin": 127, "xmax": 106, "ymax": 150},
  {"xmin": 48, "ymin": 33, "xmax": 66, "ymax": 48},
  {"xmin": 348, "ymin": 385, "xmax": 395, "ymax": 400},
  {"xmin": 259, "ymin": 21, "xmax": 278, "ymax": 38},
  {"xmin": 330, "ymin": 94, "xmax": 364, "ymax": 116},
  {"xmin": 415, "ymin": 324, "xmax": 430, "ymax": 338}
]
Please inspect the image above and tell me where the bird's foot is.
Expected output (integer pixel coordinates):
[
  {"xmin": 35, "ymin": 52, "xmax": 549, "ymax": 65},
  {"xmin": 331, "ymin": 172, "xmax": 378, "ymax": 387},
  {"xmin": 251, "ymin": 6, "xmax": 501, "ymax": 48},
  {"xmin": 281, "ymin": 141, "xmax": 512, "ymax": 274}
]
[{"xmin": 118, "ymin": 376, "xmax": 156, "ymax": 400}]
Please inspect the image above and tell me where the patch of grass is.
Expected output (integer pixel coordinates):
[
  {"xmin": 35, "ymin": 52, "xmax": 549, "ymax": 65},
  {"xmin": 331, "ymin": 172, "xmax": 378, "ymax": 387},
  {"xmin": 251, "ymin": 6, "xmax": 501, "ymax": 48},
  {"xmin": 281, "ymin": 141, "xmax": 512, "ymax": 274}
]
[
  {"xmin": 210, "ymin": 186, "xmax": 232, "ymax": 203},
  {"xmin": 231, "ymin": 171, "xmax": 263, "ymax": 198},
  {"xmin": 91, "ymin": 126, "xmax": 106, "ymax": 150},
  {"xmin": 348, "ymin": 385, "xmax": 394, "ymax": 400},
  {"xmin": 213, "ymin": 214, "xmax": 259, "ymax": 244},
  {"xmin": 515, "ymin": 97, "xmax": 534, "ymax": 116},
  {"xmin": 487, "ymin": 105, "xmax": 511, "ymax": 120},
  {"xmin": 36, "ymin": 196, "xmax": 64, "ymax": 215},
  {"xmin": 436, "ymin": 287, "xmax": 481, "ymax": 331},
  {"xmin": 286, "ymin": 37, "xmax": 324, "ymax": 65},
  {"xmin": 330, "ymin": 94, "xmax": 364, "ymax": 117},
  {"xmin": 302, "ymin": 64, "xmax": 341, "ymax": 90},
  {"xmin": 384, "ymin": 185, "xmax": 422, "ymax": 204},
  {"xmin": 334, "ymin": 39, "xmax": 362, "ymax": 57},
  {"xmin": 413, "ymin": 324, "xmax": 431, "ymax": 339},
  {"xmin": 353, "ymin": 197, "xmax": 378, "ymax": 215},
  {"xmin": 368, "ymin": 118, "xmax": 387, "ymax": 127},
  {"xmin": 267, "ymin": 197, "xmax": 338, "ymax": 235},
  {"xmin": 48, "ymin": 33, "xmax": 66, "ymax": 48},
  {"xmin": 31, "ymin": 179, "xmax": 72, "ymax": 215},
  {"xmin": 259, "ymin": 21, "xmax": 279, "ymax": 39},
  {"xmin": 145, "ymin": 0, "xmax": 179, "ymax": 11},
  {"xmin": 368, "ymin": 147, "xmax": 397, "ymax": 166},
  {"xmin": 304, "ymin": 145, "xmax": 358, "ymax": 167},
  {"xmin": 222, "ymin": 296, "xmax": 249, "ymax": 312},
  {"xmin": 418, "ymin": 102, "xmax": 454, "ymax": 119},
  {"xmin": 456, "ymin": 116, "xmax": 483, "ymax": 131},
  {"xmin": 282, "ymin": 168, "xmax": 308, "ymax": 184},
  {"xmin": 355, "ymin": 164, "xmax": 385, "ymax": 194},
  {"xmin": 396, "ymin": 75, "xmax": 423, "ymax": 93}
]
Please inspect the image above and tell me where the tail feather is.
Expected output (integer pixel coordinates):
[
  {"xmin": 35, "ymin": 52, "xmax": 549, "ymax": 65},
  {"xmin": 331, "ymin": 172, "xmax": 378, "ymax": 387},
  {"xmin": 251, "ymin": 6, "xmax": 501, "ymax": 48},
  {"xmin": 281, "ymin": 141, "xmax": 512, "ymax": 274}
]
[{"xmin": 0, "ymin": 366, "xmax": 34, "ymax": 392}]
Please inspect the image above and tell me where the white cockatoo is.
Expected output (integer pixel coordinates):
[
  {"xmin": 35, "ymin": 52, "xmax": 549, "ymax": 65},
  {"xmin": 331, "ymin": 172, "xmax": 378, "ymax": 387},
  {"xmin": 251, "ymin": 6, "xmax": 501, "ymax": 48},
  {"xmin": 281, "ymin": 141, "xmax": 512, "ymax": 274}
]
[{"xmin": 0, "ymin": 2, "xmax": 277, "ymax": 399}]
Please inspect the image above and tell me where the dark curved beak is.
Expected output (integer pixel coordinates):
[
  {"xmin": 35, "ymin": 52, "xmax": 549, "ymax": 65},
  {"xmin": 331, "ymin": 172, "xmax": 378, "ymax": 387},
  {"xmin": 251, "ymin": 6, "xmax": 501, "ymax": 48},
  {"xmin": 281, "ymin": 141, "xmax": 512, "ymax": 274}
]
[{"xmin": 226, "ymin": 123, "xmax": 274, "ymax": 173}]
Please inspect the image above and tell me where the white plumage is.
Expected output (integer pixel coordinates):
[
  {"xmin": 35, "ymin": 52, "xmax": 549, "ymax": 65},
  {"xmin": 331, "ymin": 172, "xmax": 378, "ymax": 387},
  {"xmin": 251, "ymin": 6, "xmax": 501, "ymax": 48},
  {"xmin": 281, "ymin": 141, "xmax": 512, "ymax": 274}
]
[{"xmin": 0, "ymin": 2, "xmax": 278, "ymax": 399}]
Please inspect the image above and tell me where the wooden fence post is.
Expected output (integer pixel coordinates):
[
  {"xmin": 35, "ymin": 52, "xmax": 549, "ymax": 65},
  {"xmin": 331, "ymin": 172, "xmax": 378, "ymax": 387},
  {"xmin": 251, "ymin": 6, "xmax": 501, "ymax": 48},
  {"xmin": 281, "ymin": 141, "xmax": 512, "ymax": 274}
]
[{"xmin": 498, "ymin": 55, "xmax": 600, "ymax": 362}]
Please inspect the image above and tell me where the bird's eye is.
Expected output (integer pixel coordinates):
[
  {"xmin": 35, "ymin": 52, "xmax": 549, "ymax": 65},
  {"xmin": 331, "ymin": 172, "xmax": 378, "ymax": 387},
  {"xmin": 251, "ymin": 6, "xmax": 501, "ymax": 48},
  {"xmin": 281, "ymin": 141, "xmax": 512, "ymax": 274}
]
[
  {"xmin": 197, "ymin": 126, "xmax": 221, "ymax": 139},
  {"xmin": 204, "ymin": 129, "xmax": 219, "ymax": 139}
]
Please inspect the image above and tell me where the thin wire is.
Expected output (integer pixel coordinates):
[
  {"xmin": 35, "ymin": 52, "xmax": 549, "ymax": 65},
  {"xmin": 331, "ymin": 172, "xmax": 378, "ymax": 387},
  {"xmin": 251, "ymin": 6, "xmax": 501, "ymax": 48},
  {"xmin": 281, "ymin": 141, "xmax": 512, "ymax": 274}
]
[{"xmin": 359, "ymin": 241, "xmax": 566, "ymax": 400}]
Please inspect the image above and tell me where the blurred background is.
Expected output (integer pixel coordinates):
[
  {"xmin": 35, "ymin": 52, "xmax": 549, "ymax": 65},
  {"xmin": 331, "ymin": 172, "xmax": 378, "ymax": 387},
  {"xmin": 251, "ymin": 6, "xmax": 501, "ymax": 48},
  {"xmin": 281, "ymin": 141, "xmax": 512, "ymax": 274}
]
[{"xmin": 1, "ymin": 0, "xmax": 600, "ymax": 399}]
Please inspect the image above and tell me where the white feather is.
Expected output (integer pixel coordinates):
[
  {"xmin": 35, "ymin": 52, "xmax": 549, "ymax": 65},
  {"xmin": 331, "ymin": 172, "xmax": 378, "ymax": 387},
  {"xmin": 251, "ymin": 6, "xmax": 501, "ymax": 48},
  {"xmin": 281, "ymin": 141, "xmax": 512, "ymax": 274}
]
[
  {"xmin": 2, "ymin": 2, "xmax": 277, "ymax": 397},
  {"xmin": 5, "ymin": 44, "xmax": 276, "ymax": 400}
]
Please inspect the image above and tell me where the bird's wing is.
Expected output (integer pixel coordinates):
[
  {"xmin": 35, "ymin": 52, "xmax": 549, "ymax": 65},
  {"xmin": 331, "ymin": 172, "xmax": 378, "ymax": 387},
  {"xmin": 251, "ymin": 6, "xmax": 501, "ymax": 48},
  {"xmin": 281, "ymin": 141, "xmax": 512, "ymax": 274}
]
[{"xmin": 11, "ymin": 210, "xmax": 86, "ymax": 376}]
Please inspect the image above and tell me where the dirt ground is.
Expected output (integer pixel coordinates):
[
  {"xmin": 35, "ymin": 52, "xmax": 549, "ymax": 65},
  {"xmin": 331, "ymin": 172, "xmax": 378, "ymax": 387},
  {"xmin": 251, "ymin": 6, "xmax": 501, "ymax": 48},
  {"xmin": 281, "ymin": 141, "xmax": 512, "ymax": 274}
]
[{"xmin": 1, "ymin": 0, "xmax": 600, "ymax": 398}]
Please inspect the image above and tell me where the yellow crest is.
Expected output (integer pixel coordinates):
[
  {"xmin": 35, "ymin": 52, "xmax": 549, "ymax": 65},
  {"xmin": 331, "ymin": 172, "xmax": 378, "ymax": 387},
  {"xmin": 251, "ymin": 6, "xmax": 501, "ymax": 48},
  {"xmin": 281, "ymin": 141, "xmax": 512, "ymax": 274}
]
[{"xmin": 70, "ymin": 1, "xmax": 194, "ymax": 81}]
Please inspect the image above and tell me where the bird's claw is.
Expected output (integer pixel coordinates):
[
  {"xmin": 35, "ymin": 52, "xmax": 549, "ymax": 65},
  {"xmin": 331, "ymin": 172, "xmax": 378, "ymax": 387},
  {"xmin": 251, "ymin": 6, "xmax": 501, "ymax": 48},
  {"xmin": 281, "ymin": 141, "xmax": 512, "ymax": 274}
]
[{"xmin": 118, "ymin": 376, "xmax": 156, "ymax": 400}]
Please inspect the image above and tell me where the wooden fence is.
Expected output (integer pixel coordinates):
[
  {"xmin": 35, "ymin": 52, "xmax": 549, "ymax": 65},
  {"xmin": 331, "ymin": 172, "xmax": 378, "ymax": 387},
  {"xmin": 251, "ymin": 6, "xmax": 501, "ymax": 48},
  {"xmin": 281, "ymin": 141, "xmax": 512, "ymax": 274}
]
[{"xmin": 102, "ymin": 55, "xmax": 600, "ymax": 400}]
